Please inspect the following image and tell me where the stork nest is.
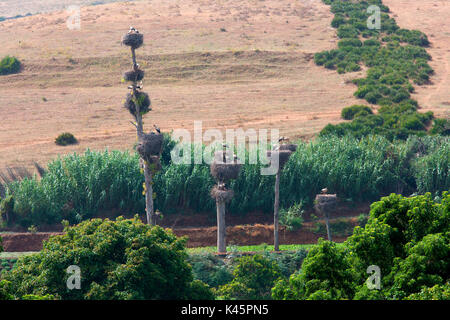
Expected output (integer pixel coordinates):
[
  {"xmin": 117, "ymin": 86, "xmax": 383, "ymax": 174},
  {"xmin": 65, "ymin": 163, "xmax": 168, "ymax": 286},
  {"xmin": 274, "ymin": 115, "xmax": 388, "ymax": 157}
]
[
  {"xmin": 314, "ymin": 194, "xmax": 337, "ymax": 213},
  {"xmin": 136, "ymin": 132, "xmax": 163, "ymax": 160},
  {"xmin": 123, "ymin": 69, "xmax": 145, "ymax": 82},
  {"xmin": 124, "ymin": 91, "xmax": 151, "ymax": 117},
  {"xmin": 146, "ymin": 155, "xmax": 162, "ymax": 172},
  {"xmin": 210, "ymin": 185, "xmax": 234, "ymax": 203},
  {"xmin": 122, "ymin": 33, "xmax": 144, "ymax": 49},
  {"xmin": 210, "ymin": 161, "xmax": 241, "ymax": 183},
  {"xmin": 279, "ymin": 144, "xmax": 298, "ymax": 152},
  {"xmin": 267, "ymin": 150, "xmax": 292, "ymax": 169}
]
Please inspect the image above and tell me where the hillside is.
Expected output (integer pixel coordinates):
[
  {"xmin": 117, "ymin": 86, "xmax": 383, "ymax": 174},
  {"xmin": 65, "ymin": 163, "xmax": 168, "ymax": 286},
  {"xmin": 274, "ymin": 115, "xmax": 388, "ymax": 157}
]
[{"xmin": 0, "ymin": 0, "xmax": 448, "ymax": 171}]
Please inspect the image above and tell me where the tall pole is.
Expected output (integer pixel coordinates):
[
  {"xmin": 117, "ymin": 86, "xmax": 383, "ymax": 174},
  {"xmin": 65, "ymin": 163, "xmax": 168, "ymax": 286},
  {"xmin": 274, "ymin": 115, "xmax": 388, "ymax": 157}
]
[
  {"xmin": 217, "ymin": 199, "xmax": 226, "ymax": 253},
  {"xmin": 274, "ymin": 169, "xmax": 280, "ymax": 251}
]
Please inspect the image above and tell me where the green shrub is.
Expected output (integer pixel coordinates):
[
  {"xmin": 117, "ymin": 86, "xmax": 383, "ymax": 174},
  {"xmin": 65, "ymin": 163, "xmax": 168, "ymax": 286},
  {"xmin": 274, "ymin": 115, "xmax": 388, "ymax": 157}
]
[
  {"xmin": 279, "ymin": 202, "xmax": 304, "ymax": 231},
  {"xmin": 55, "ymin": 132, "xmax": 78, "ymax": 146},
  {"xmin": 1, "ymin": 216, "xmax": 213, "ymax": 300},
  {"xmin": 187, "ymin": 253, "xmax": 233, "ymax": 288},
  {"xmin": 0, "ymin": 56, "xmax": 21, "ymax": 75},
  {"xmin": 341, "ymin": 105, "xmax": 373, "ymax": 120},
  {"xmin": 217, "ymin": 255, "xmax": 282, "ymax": 300}
]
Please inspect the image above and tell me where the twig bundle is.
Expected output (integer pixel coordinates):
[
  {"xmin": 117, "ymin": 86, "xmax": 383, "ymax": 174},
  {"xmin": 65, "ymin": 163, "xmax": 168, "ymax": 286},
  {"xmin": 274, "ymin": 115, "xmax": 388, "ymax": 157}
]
[
  {"xmin": 279, "ymin": 144, "xmax": 298, "ymax": 152},
  {"xmin": 122, "ymin": 33, "xmax": 144, "ymax": 49},
  {"xmin": 124, "ymin": 92, "xmax": 151, "ymax": 117},
  {"xmin": 210, "ymin": 185, "xmax": 234, "ymax": 203},
  {"xmin": 267, "ymin": 150, "xmax": 292, "ymax": 169},
  {"xmin": 210, "ymin": 161, "xmax": 242, "ymax": 183},
  {"xmin": 136, "ymin": 132, "xmax": 164, "ymax": 160},
  {"xmin": 123, "ymin": 69, "xmax": 145, "ymax": 82},
  {"xmin": 314, "ymin": 194, "xmax": 338, "ymax": 214}
]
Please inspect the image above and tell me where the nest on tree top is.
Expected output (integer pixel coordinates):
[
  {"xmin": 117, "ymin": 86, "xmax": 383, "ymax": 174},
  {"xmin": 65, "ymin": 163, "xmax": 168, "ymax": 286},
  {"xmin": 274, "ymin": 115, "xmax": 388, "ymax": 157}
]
[
  {"xmin": 267, "ymin": 149, "xmax": 292, "ymax": 169},
  {"xmin": 123, "ymin": 69, "xmax": 145, "ymax": 82},
  {"xmin": 210, "ymin": 185, "xmax": 234, "ymax": 203},
  {"xmin": 124, "ymin": 91, "xmax": 151, "ymax": 117},
  {"xmin": 137, "ymin": 132, "xmax": 163, "ymax": 161},
  {"xmin": 279, "ymin": 144, "xmax": 298, "ymax": 152},
  {"xmin": 314, "ymin": 194, "xmax": 337, "ymax": 214},
  {"xmin": 122, "ymin": 33, "xmax": 144, "ymax": 49}
]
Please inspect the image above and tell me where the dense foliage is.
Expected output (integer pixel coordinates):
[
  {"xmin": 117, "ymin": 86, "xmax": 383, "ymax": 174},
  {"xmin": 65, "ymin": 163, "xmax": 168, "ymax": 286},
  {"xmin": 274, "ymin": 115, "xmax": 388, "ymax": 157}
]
[
  {"xmin": 0, "ymin": 56, "xmax": 21, "ymax": 75},
  {"xmin": 2, "ymin": 135, "xmax": 448, "ymax": 227},
  {"xmin": 272, "ymin": 192, "xmax": 450, "ymax": 300},
  {"xmin": 216, "ymin": 255, "xmax": 282, "ymax": 300},
  {"xmin": 0, "ymin": 216, "xmax": 214, "ymax": 300},
  {"xmin": 315, "ymin": 0, "xmax": 448, "ymax": 139}
]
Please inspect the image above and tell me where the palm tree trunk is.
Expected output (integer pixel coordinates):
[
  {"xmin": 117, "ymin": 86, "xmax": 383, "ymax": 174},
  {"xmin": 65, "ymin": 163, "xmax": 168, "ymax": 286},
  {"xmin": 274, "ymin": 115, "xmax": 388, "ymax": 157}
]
[{"xmin": 325, "ymin": 211, "xmax": 332, "ymax": 241}]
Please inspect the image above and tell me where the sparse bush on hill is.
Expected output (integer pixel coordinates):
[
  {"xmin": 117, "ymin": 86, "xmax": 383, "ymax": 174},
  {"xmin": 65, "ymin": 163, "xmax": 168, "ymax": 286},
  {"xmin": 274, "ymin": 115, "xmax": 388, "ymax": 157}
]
[
  {"xmin": 55, "ymin": 132, "xmax": 77, "ymax": 146},
  {"xmin": 0, "ymin": 56, "xmax": 21, "ymax": 75}
]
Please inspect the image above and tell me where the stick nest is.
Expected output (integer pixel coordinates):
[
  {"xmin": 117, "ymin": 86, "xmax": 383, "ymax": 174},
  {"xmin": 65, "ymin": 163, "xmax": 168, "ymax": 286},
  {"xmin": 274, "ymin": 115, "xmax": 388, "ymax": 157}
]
[
  {"xmin": 279, "ymin": 144, "xmax": 298, "ymax": 152},
  {"xmin": 267, "ymin": 150, "xmax": 292, "ymax": 169},
  {"xmin": 137, "ymin": 132, "xmax": 164, "ymax": 160},
  {"xmin": 314, "ymin": 194, "xmax": 337, "ymax": 213},
  {"xmin": 123, "ymin": 69, "xmax": 145, "ymax": 82},
  {"xmin": 210, "ymin": 186, "xmax": 234, "ymax": 203},
  {"xmin": 124, "ymin": 91, "xmax": 151, "ymax": 117},
  {"xmin": 122, "ymin": 33, "xmax": 144, "ymax": 49}
]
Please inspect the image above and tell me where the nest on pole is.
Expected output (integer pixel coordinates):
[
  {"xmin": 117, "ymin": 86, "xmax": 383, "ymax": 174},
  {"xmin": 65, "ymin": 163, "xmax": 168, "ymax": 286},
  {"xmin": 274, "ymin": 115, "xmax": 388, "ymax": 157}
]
[
  {"xmin": 123, "ymin": 69, "xmax": 145, "ymax": 82},
  {"xmin": 146, "ymin": 155, "xmax": 162, "ymax": 172},
  {"xmin": 124, "ymin": 91, "xmax": 151, "ymax": 117},
  {"xmin": 136, "ymin": 132, "xmax": 164, "ymax": 161},
  {"xmin": 122, "ymin": 33, "xmax": 144, "ymax": 49},
  {"xmin": 267, "ymin": 149, "xmax": 293, "ymax": 169},
  {"xmin": 279, "ymin": 144, "xmax": 298, "ymax": 152},
  {"xmin": 210, "ymin": 185, "xmax": 234, "ymax": 203},
  {"xmin": 314, "ymin": 194, "xmax": 337, "ymax": 214}
]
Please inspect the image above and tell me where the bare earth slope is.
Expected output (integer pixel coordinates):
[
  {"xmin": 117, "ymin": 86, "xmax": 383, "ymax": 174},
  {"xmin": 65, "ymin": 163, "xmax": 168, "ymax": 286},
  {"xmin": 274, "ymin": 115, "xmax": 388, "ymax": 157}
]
[{"xmin": 0, "ymin": 0, "xmax": 448, "ymax": 170}]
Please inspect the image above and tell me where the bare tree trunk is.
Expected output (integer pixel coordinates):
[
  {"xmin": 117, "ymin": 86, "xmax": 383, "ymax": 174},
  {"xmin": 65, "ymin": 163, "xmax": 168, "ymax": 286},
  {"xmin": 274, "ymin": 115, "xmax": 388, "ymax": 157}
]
[
  {"xmin": 217, "ymin": 199, "xmax": 226, "ymax": 253},
  {"xmin": 274, "ymin": 170, "xmax": 280, "ymax": 251},
  {"xmin": 324, "ymin": 211, "xmax": 332, "ymax": 242},
  {"xmin": 130, "ymin": 46, "xmax": 155, "ymax": 226},
  {"xmin": 144, "ymin": 163, "xmax": 155, "ymax": 225}
]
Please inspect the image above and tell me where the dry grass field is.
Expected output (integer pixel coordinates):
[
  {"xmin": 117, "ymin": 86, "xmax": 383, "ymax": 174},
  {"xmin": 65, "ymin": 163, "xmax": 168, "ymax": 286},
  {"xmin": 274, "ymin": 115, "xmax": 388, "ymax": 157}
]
[{"xmin": 0, "ymin": 0, "xmax": 448, "ymax": 171}]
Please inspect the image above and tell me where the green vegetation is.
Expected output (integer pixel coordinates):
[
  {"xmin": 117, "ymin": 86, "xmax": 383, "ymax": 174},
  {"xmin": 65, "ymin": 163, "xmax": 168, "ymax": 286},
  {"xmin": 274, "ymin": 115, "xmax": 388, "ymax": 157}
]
[
  {"xmin": 279, "ymin": 202, "xmax": 304, "ymax": 231},
  {"xmin": 272, "ymin": 192, "xmax": 449, "ymax": 300},
  {"xmin": 0, "ymin": 216, "xmax": 214, "ymax": 300},
  {"xmin": 315, "ymin": 0, "xmax": 447, "ymax": 139},
  {"xmin": 2, "ymin": 135, "xmax": 448, "ymax": 227},
  {"xmin": 55, "ymin": 132, "xmax": 78, "ymax": 146},
  {"xmin": 217, "ymin": 255, "xmax": 282, "ymax": 300},
  {"xmin": 0, "ymin": 56, "xmax": 21, "ymax": 75}
]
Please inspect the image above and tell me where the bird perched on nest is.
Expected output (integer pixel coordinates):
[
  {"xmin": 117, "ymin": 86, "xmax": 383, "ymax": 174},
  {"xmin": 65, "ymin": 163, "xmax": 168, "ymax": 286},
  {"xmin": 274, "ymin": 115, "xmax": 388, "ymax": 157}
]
[
  {"xmin": 321, "ymin": 188, "xmax": 328, "ymax": 194},
  {"xmin": 278, "ymin": 136, "xmax": 288, "ymax": 143},
  {"xmin": 128, "ymin": 27, "xmax": 139, "ymax": 34},
  {"xmin": 218, "ymin": 182, "xmax": 226, "ymax": 190},
  {"xmin": 153, "ymin": 124, "xmax": 161, "ymax": 134}
]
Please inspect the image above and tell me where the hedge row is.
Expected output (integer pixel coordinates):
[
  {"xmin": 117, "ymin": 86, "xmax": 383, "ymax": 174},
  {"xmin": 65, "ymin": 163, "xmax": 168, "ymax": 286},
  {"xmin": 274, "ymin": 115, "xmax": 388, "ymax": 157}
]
[{"xmin": 315, "ymin": 0, "xmax": 448, "ymax": 139}]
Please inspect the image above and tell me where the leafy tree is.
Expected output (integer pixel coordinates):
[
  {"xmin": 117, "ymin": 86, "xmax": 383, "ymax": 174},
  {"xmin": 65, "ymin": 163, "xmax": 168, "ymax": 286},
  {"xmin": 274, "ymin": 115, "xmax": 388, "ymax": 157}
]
[
  {"xmin": 272, "ymin": 239, "xmax": 356, "ymax": 300},
  {"xmin": 1, "ymin": 216, "xmax": 213, "ymax": 300},
  {"xmin": 0, "ymin": 56, "xmax": 21, "ymax": 75},
  {"xmin": 388, "ymin": 232, "xmax": 449, "ymax": 299},
  {"xmin": 217, "ymin": 255, "xmax": 281, "ymax": 300}
]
